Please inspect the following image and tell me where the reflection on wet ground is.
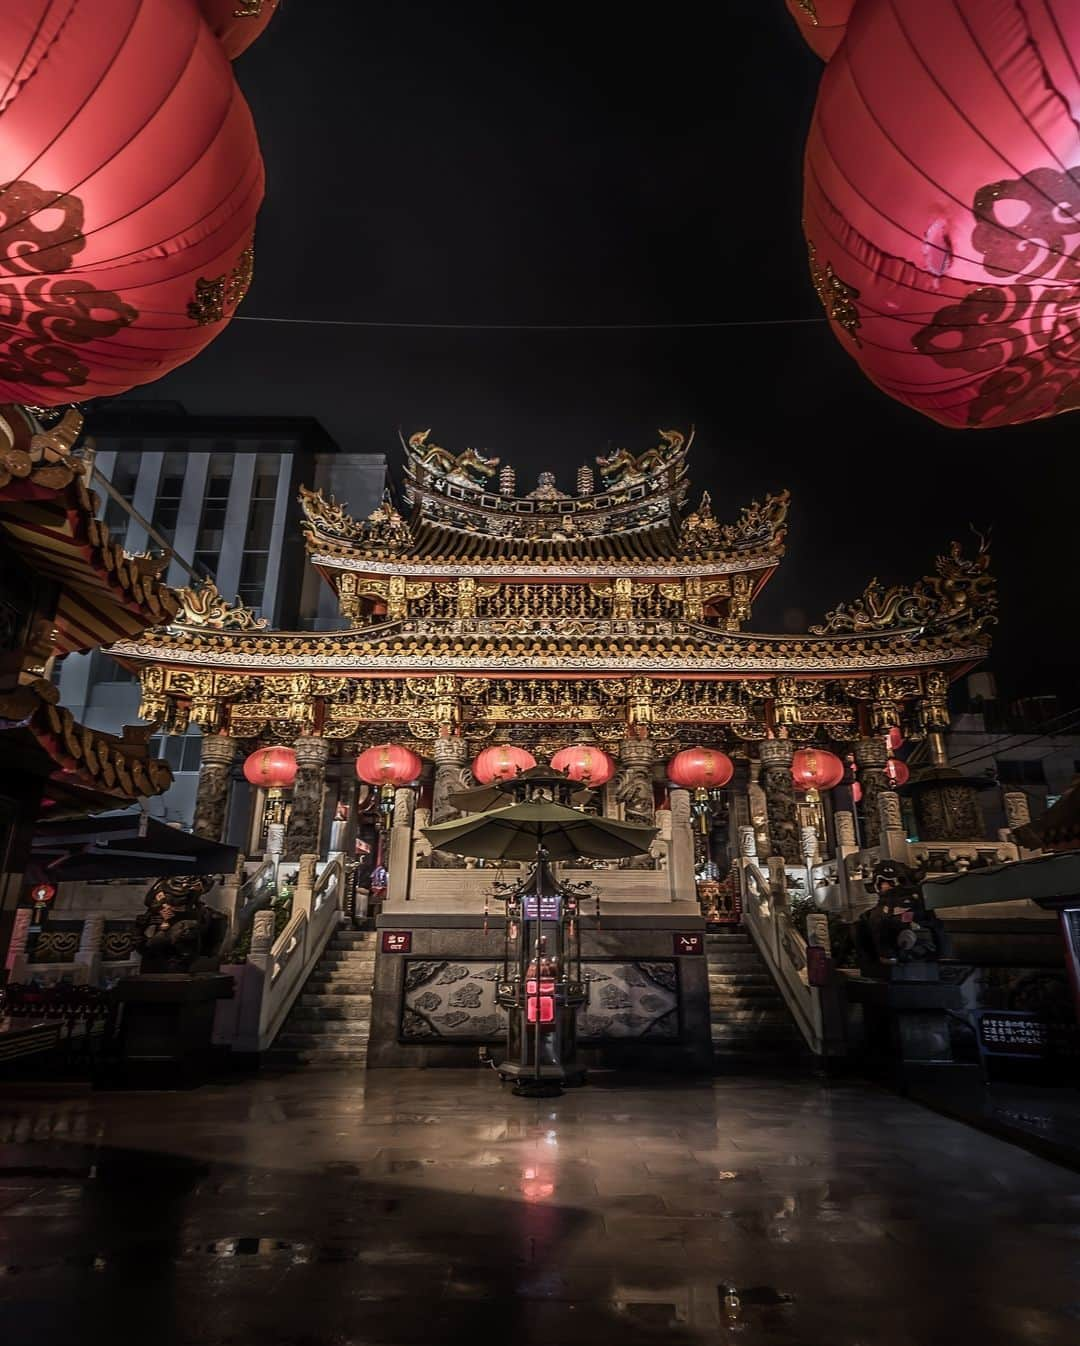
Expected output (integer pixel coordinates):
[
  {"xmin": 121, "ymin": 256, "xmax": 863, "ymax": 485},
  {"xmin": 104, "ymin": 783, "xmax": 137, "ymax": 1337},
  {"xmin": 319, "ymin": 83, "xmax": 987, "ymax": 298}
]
[{"xmin": 0, "ymin": 1068, "xmax": 1078, "ymax": 1344}]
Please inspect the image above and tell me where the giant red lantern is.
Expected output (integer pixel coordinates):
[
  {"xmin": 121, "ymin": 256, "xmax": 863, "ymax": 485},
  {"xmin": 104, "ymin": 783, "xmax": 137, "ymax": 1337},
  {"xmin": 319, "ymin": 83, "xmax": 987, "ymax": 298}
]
[
  {"xmin": 197, "ymin": 0, "xmax": 280, "ymax": 59},
  {"xmin": 243, "ymin": 745, "xmax": 297, "ymax": 789},
  {"xmin": 550, "ymin": 744, "xmax": 616, "ymax": 788},
  {"xmin": 667, "ymin": 747, "xmax": 734, "ymax": 790},
  {"xmin": 472, "ymin": 745, "xmax": 537, "ymax": 785},
  {"xmin": 791, "ymin": 748, "xmax": 845, "ymax": 792},
  {"xmin": 356, "ymin": 744, "xmax": 423, "ymax": 787},
  {"xmin": 0, "ymin": 0, "xmax": 263, "ymax": 406},
  {"xmin": 785, "ymin": 0, "xmax": 855, "ymax": 61},
  {"xmin": 885, "ymin": 757, "xmax": 911, "ymax": 787},
  {"xmin": 803, "ymin": 0, "xmax": 1080, "ymax": 428}
]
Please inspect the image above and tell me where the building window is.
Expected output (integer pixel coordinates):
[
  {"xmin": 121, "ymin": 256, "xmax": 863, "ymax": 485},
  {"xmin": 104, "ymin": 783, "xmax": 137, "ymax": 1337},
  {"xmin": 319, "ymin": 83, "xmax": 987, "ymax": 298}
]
[
  {"xmin": 148, "ymin": 733, "xmax": 203, "ymax": 774},
  {"xmin": 192, "ymin": 452, "xmax": 233, "ymax": 577},
  {"xmin": 237, "ymin": 453, "xmax": 280, "ymax": 610},
  {"xmin": 996, "ymin": 759, "xmax": 1047, "ymax": 786},
  {"xmin": 102, "ymin": 450, "xmax": 142, "ymax": 539},
  {"xmin": 92, "ymin": 651, "xmax": 136, "ymax": 683},
  {"xmin": 151, "ymin": 451, "xmax": 187, "ymax": 541}
]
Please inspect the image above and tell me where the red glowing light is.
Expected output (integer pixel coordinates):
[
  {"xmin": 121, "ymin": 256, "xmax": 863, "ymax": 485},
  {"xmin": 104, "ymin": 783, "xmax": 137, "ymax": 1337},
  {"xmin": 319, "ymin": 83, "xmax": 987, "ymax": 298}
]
[{"xmin": 526, "ymin": 979, "xmax": 555, "ymax": 1024}]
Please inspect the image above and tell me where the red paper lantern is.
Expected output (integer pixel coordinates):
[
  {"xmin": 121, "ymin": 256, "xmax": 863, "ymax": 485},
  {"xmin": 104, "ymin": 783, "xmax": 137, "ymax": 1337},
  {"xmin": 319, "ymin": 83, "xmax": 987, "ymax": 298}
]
[
  {"xmin": 791, "ymin": 747, "xmax": 845, "ymax": 792},
  {"xmin": 243, "ymin": 745, "xmax": 297, "ymax": 789},
  {"xmin": 472, "ymin": 744, "xmax": 537, "ymax": 785},
  {"xmin": 887, "ymin": 726, "xmax": 904, "ymax": 753},
  {"xmin": 667, "ymin": 747, "xmax": 734, "ymax": 790},
  {"xmin": 803, "ymin": 0, "xmax": 1080, "ymax": 428},
  {"xmin": 197, "ymin": 0, "xmax": 280, "ymax": 59},
  {"xmin": 785, "ymin": 0, "xmax": 854, "ymax": 61},
  {"xmin": 356, "ymin": 743, "xmax": 423, "ymax": 787},
  {"xmin": 0, "ymin": 0, "xmax": 263, "ymax": 406},
  {"xmin": 885, "ymin": 757, "xmax": 911, "ymax": 787},
  {"xmin": 550, "ymin": 744, "xmax": 616, "ymax": 787}
]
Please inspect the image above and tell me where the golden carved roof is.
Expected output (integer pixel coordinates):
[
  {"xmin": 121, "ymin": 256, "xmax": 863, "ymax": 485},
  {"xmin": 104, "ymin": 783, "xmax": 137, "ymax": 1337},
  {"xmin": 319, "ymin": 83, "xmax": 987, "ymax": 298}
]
[
  {"xmin": 0, "ymin": 404, "xmax": 179, "ymax": 654},
  {"xmin": 0, "ymin": 679, "xmax": 172, "ymax": 817},
  {"xmin": 299, "ymin": 428, "xmax": 790, "ymax": 571}
]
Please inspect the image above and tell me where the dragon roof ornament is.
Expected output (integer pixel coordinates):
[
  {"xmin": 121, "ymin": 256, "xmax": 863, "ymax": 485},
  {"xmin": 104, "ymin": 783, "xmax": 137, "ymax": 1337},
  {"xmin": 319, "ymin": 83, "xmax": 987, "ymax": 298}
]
[
  {"xmin": 811, "ymin": 529, "xmax": 996, "ymax": 637},
  {"xmin": 171, "ymin": 580, "xmax": 268, "ymax": 632}
]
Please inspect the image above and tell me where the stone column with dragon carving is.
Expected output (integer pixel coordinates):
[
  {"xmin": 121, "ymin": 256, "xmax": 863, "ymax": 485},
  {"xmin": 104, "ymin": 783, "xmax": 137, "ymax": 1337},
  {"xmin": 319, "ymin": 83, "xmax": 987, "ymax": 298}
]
[
  {"xmin": 759, "ymin": 739, "xmax": 799, "ymax": 863},
  {"xmin": 285, "ymin": 736, "xmax": 329, "ymax": 860},
  {"xmin": 193, "ymin": 735, "xmax": 236, "ymax": 842},
  {"xmin": 615, "ymin": 737, "xmax": 656, "ymax": 870},
  {"xmin": 423, "ymin": 734, "xmax": 468, "ymax": 868},
  {"xmin": 854, "ymin": 736, "xmax": 891, "ymax": 850}
]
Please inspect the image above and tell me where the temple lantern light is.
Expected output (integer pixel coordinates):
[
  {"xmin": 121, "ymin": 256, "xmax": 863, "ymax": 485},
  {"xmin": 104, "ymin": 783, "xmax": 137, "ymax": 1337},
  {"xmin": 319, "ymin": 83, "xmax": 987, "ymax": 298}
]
[
  {"xmin": 197, "ymin": 0, "xmax": 280, "ymax": 59},
  {"xmin": 0, "ymin": 0, "xmax": 263, "ymax": 406},
  {"xmin": 667, "ymin": 747, "xmax": 734, "ymax": 833},
  {"xmin": 472, "ymin": 745, "xmax": 537, "ymax": 785},
  {"xmin": 357, "ymin": 743, "xmax": 423, "ymax": 823},
  {"xmin": 885, "ymin": 757, "xmax": 911, "ymax": 788},
  {"xmin": 887, "ymin": 726, "xmax": 904, "ymax": 753},
  {"xmin": 550, "ymin": 744, "xmax": 615, "ymax": 788},
  {"xmin": 791, "ymin": 748, "xmax": 845, "ymax": 798},
  {"xmin": 243, "ymin": 745, "xmax": 297, "ymax": 789},
  {"xmin": 803, "ymin": 0, "xmax": 1080, "ymax": 429},
  {"xmin": 243, "ymin": 745, "xmax": 296, "ymax": 843},
  {"xmin": 785, "ymin": 0, "xmax": 855, "ymax": 61}
]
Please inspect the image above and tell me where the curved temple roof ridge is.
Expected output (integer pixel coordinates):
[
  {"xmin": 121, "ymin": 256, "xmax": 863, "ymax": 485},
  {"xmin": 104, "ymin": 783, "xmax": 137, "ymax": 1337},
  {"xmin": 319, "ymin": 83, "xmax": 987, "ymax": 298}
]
[
  {"xmin": 810, "ymin": 528, "xmax": 996, "ymax": 640},
  {"xmin": 298, "ymin": 426, "xmax": 790, "ymax": 565}
]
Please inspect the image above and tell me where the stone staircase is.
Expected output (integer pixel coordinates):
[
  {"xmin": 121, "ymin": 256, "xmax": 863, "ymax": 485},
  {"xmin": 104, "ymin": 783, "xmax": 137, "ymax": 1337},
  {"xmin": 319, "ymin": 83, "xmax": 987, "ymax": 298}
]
[
  {"xmin": 706, "ymin": 929, "xmax": 804, "ymax": 1064},
  {"xmin": 268, "ymin": 928, "xmax": 375, "ymax": 1067}
]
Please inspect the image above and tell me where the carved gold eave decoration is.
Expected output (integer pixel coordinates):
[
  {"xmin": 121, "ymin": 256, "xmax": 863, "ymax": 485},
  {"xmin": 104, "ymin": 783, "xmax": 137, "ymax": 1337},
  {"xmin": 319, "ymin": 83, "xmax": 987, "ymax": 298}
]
[
  {"xmin": 0, "ymin": 678, "xmax": 172, "ymax": 806},
  {"xmin": 0, "ymin": 403, "xmax": 180, "ymax": 654},
  {"xmin": 112, "ymin": 618, "xmax": 989, "ymax": 677},
  {"xmin": 811, "ymin": 531, "xmax": 996, "ymax": 638},
  {"xmin": 169, "ymin": 580, "xmax": 268, "ymax": 632}
]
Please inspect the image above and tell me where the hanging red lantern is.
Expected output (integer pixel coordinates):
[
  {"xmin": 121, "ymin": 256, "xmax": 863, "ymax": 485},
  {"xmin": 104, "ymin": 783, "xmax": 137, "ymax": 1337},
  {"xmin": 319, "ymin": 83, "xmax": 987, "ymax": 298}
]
[
  {"xmin": 803, "ymin": 0, "xmax": 1080, "ymax": 429},
  {"xmin": 472, "ymin": 744, "xmax": 537, "ymax": 785},
  {"xmin": 242, "ymin": 745, "xmax": 297, "ymax": 789},
  {"xmin": 791, "ymin": 747, "xmax": 845, "ymax": 792},
  {"xmin": 887, "ymin": 726, "xmax": 904, "ymax": 753},
  {"xmin": 197, "ymin": 0, "xmax": 280, "ymax": 60},
  {"xmin": 356, "ymin": 744, "xmax": 423, "ymax": 787},
  {"xmin": 667, "ymin": 747, "xmax": 734, "ymax": 790},
  {"xmin": 550, "ymin": 744, "xmax": 616, "ymax": 787},
  {"xmin": 785, "ymin": 0, "xmax": 854, "ymax": 61},
  {"xmin": 0, "ymin": 0, "xmax": 263, "ymax": 406},
  {"xmin": 885, "ymin": 757, "xmax": 911, "ymax": 787}
]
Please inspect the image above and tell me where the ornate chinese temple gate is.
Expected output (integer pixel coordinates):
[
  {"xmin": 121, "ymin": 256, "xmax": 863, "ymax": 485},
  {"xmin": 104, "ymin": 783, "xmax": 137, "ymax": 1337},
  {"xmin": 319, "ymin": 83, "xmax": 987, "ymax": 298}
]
[{"xmin": 111, "ymin": 429, "xmax": 997, "ymax": 1066}]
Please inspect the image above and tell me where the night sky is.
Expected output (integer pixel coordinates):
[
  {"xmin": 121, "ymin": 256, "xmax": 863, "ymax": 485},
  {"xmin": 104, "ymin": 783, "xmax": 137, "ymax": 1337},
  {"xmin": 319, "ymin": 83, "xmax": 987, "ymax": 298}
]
[{"xmin": 127, "ymin": 1, "xmax": 1079, "ymax": 704}]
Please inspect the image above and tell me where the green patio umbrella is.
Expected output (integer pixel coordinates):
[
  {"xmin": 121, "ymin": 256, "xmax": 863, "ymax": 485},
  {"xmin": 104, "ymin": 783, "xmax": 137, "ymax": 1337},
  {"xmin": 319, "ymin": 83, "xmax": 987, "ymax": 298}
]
[{"xmin": 422, "ymin": 798, "xmax": 655, "ymax": 861}]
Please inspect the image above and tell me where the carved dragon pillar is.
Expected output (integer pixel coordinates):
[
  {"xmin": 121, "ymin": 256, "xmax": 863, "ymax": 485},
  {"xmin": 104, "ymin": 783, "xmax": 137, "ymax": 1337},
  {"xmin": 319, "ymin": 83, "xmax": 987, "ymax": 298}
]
[
  {"xmin": 285, "ymin": 737, "xmax": 329, "ymax": 860},
  {"xmin": 616, "ymin": 737, "xmax": 656, "ymax": 870},
  {"xmin": 759, "ymin": 739, "xmax": 799, "ymax": 864},
  {"xmin": 193, "ymin": 735, "xmax": 236, "ymax": 842}
]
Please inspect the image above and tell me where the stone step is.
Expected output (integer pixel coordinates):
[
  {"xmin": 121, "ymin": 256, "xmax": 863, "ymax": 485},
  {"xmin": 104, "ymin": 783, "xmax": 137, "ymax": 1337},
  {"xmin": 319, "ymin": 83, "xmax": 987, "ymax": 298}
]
[
  {"xmin": 709, "ymin": 989, "xmax": 778, "ymax": 1002},
  {"xmin": 708, "ymin": 972, "xmax": 774, "ymax": 986},
  {"xmin": 706, "ymin": 932, "xmax": 751, "ymax": 942},
  {"xmin": 299, "ymin": 992, "xmax": 371, "ymax": 1008},
  {"xmin": 304, "ymin": 979, "xmax": 370, "ymax": 995},
  {"xmin": 711, "ymin": 1028, "xmax": 797, "ymax": 1049},
  {"xmin": 709, "ymin": 1008, "xmax": 793, "ymax": 1025},
  {"xmin": 288, "ymin": 1005, "xmax": 371, "ymax": 1022},
  {"xmin": 276, "ymin": 1029, "xmax": 371, "ymax": 1048},
  {"xmin": 267, "ymin": 1049, "xmax": 369, "ymax": 1066},
  {"xmin": 319, "ymin": 951, "xmax": 377, "ymax": 964}
]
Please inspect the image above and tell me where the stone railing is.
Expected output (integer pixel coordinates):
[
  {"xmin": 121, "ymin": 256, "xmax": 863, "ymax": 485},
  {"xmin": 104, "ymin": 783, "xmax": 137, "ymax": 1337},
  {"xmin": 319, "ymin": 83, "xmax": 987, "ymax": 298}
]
[
  {"xmin": 214, "ymin": 852, "xmax": 343, "ymax": 1054},
  {"xmin": 736, "ymin": 854, "xmax": 838, "ymax": 1057}
]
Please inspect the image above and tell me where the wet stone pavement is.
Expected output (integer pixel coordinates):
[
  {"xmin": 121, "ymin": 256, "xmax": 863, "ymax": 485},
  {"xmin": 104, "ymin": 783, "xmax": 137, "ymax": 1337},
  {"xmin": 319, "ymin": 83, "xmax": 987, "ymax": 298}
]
[{"xmin": 1, "ymin": 1068, "xmax": 1079, "ymax": 1345}]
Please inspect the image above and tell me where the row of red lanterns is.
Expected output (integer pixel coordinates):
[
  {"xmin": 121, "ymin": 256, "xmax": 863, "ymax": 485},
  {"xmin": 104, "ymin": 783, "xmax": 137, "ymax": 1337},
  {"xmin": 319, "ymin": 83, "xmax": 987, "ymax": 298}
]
[{"xmin": 241, "ymin": 741, "xmax": 910, "ymax": 795}]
